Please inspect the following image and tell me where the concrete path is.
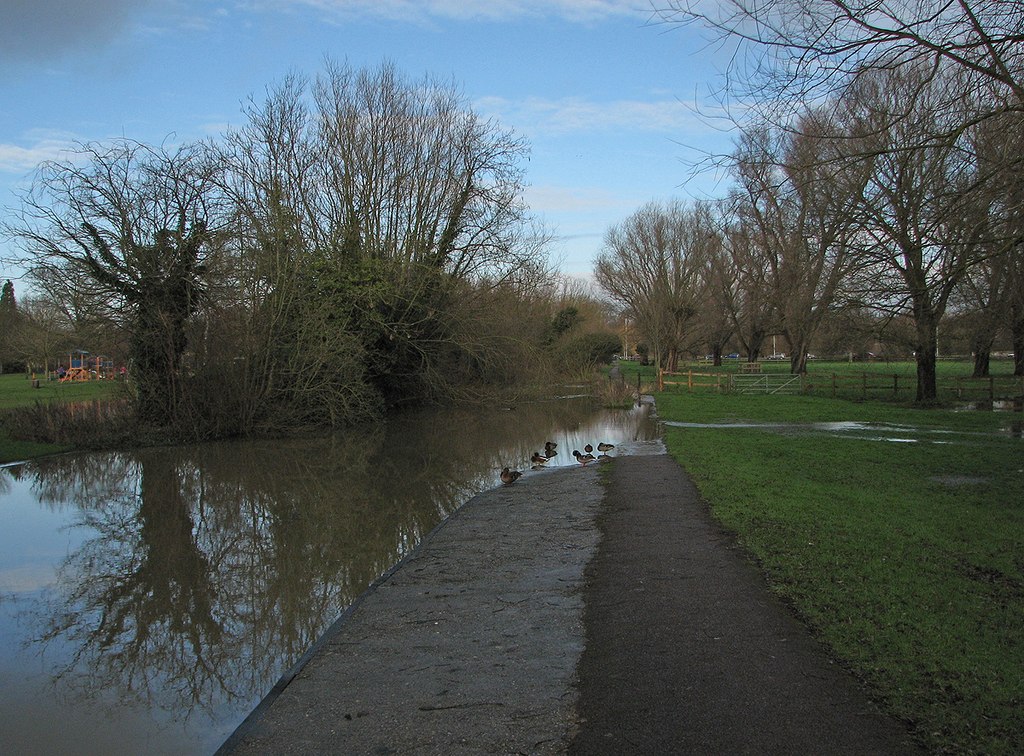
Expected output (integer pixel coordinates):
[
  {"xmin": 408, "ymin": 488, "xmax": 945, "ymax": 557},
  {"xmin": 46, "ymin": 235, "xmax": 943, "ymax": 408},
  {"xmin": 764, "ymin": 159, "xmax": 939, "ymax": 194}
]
[
  {"xmin": 221, "ymin": 461, "xmax": 606, "ymax": 754},
  {"xmin": 220, "ymin": 450, "xmax": 921, "ymax": 755}
]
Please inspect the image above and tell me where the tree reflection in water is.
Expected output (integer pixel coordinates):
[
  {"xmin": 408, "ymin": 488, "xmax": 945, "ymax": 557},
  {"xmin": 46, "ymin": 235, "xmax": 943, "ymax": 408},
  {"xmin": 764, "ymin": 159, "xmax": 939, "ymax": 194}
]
[{"xmin": 7, "ymin": 398, "xmax": 657, "ymax": 750}]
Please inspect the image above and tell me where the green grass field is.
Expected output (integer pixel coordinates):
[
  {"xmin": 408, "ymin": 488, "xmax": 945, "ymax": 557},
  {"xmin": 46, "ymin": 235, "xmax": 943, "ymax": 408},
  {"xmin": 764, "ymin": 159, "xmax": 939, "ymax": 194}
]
[
  {"xmin": 654, "ymin": 389, "xmax": 1023, "ymax": 754},
  {"xmin": 659, "ymin": 358, "xmax": 1024, "ymax": 404},
  {"xmin": 0, "ymin": 373, "xmax": 124, "ymax": 463}
]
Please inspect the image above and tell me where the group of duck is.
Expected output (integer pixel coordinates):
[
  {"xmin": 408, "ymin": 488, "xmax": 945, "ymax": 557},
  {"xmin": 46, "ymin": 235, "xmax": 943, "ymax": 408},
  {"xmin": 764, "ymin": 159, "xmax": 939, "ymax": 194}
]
[{"xmin": 500, "ymin": 440, "xmax": 616, "ymax": 485}]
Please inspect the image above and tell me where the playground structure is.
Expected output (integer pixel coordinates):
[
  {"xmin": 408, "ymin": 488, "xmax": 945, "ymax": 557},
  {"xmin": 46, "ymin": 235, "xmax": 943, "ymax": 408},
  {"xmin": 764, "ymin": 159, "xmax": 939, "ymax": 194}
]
[{"xmin": 59, "ymin": 350, "xmax": 119, "ymax": 382}]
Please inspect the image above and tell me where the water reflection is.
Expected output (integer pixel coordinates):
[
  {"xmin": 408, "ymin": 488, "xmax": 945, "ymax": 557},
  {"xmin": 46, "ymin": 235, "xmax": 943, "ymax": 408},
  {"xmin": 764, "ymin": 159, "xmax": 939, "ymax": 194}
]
[{"xmin": 0, "ymin": 398, "xmax": 657, "ymax": 754}]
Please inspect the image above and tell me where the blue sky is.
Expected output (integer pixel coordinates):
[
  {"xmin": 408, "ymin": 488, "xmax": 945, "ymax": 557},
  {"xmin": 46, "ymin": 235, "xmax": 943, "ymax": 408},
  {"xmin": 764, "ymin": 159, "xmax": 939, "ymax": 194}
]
[{"xmin": 0, "ymin": 0, "xmax": 737, "ymax": 283}]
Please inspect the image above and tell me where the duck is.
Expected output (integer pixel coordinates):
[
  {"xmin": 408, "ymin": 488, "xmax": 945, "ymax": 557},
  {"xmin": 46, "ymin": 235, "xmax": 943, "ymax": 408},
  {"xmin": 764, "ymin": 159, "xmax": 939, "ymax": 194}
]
[
  {"xmin": 500, "ymin": 467, "xmax": 523, "ymax": 485},
  {"xmin": 544, "ymin": 441, "xmax": 558, "ymax": 455},
  {"xmin": 584, "ymin": 443, "xmax": 594, "ymax": 454},
  {"xmin": 572, "ymin": 450, "xmax": 596, "ymax": 465},
  {"xmin": 597, "ymin": 442, "xmax": 615, "ymax": 452},
  {"xmin": 531, "ymin": 451, "xmax": 549, "ymax": 464}
]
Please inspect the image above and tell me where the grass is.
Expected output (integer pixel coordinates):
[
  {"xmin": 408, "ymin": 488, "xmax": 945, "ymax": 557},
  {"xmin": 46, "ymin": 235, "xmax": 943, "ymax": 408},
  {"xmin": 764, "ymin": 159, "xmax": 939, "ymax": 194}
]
[
  {"xmin": 0, "ymin": 372, "xmax": 122, "ymax": 410},
  {"xmin": 655, "ymin": 389, "xmax": 1024, "ymax": 754},
  {"xmin": 662, "ymin": 358, "xmax": 1023, "ymax": 404},
  {"xmin": 0, "ymin": 373, "xmax": 124, "ymax": 463}
]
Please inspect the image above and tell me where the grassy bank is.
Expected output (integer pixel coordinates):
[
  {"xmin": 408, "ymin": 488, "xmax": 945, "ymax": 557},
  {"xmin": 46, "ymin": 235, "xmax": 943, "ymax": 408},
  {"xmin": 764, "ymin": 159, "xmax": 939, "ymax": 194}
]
[
  {"xmin": 655, "ymin": 390, "xmax": 1023, "ymax": 754},
  {"xmin": 0, "ymin": 373, "xmax": 124, "ymax": 463}
]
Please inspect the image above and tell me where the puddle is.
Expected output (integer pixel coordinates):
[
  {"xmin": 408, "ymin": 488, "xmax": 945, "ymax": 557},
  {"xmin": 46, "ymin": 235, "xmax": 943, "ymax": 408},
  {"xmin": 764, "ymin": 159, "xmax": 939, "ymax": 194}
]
[{"xmin": 662, "ymin": 419, "xmax": 1019, "ymax": 442}]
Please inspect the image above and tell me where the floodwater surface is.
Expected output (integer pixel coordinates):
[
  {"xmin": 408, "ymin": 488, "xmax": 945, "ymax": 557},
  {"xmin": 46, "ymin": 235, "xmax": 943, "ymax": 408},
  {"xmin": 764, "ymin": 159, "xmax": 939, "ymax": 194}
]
[
  {"xmin": 662, "ymin": 418, "xmax": 1023, "ymax": 442},
  {"xmin": 0, "ymin": 398, "xmax": 658, "ymax": 754}
]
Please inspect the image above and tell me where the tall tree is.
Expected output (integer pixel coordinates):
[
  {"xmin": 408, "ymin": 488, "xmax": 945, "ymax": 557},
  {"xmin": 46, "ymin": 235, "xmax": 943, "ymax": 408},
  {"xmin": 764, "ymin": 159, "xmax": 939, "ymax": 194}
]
[
  {"xmin": 595, "ymin": 200, "xmax": 709, "ymax": 371},
  {"xmin": 213, "ymin": 62, "xmax": 543, "ymax": 425},
  {"xmin": 845, "ymin": 65, "xmax": 984, "ymax": 400},
  {"xmin": 717, "ymin": 200, "xmax": 776, "ymax": 362},
  {"xmin": 0, "ymin": 279, "xmax": 17, "ymax": 373},
  {"xmin": 732, "ymin": 114, "xmax": 867, "ymax": 373},
  {"xmin": 971, "ymin": 108, "xmax": 1024, "ymax": 376},
  {"xmin": 6, "ymin": 140, "xmax": 223, "ymax": 425}
]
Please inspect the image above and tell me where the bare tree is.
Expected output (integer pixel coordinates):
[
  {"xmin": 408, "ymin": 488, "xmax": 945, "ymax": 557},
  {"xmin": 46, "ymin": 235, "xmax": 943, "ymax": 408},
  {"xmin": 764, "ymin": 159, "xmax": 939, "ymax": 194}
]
[
  {"xmin": 6, "ymin": 140, "xmax": 224, "ymax": 424},
  {"xmin": 731, "ymin": 111, "xmax": 868, "ymax": 372},
  {"xmin": 971, "ymin": 108, "xmax": 1024, "ymax": 375},
  {"xmin": 11, "ymin": 295, "xmax": 75, "ymax": 374},
  {"xmin": 209, "ymin": 61, "xmax": 547, "ymax": 427},
  {"xmin": 654, "ymin": 0, "xmax": 1024, "ymax": 112},
  {"xmin": 695, "ymin": 254, "xmax": 735, "ymax": 363},
  {"xmin": 595, "ymin": 200, "xmax": 709, "ymax": 371},
  {"xmin": 842, "ymin": 65, "xmax": 985, "ymax": 400}
]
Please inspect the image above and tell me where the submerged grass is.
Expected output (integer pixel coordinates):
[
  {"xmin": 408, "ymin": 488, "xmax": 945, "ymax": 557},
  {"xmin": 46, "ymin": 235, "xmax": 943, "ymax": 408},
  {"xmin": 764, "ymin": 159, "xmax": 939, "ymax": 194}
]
[{"xmin": 655, "ymin": 391, "xmax": 1024, "ymax": 754}]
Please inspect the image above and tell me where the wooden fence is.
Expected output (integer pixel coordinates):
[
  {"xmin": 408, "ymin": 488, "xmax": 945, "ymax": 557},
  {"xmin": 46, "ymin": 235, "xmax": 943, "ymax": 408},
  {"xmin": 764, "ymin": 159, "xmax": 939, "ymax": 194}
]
[
  {"xmin": 657, "ymin": 370, "xmax": 726, "ymax": 392},
  {"xmin": 658, "ymin": 368, "xmax": 1024, "ymax": 403}
]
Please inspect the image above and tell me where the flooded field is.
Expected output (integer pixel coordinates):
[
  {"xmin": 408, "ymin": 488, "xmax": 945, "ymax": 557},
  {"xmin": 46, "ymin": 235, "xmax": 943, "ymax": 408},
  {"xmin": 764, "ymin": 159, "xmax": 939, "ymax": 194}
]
[{"xmin": 0, "ymin": 398, "xmax": 658, "ymax": 754}]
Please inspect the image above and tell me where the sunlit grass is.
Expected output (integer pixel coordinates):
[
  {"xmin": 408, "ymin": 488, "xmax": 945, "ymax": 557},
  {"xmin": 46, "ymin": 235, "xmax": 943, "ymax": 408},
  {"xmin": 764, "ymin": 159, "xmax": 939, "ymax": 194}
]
[
  {"xmin": 656, "ymin": 390, "xmax": 1024, "ymax": 754},
  {"xmin": 0, "ymin": 373, "xmax": 126, "ymax": 463},
  {"xmin": 0, "ymin": 372, "xmax": 123, "ymax": 410}
]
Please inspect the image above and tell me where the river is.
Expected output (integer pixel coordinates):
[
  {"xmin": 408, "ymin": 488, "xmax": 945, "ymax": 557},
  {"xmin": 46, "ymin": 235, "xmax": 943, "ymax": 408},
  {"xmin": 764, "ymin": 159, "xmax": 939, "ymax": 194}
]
[{"xmin": 0, "ymin": 396, "xmax": 658, "ymax": 754}]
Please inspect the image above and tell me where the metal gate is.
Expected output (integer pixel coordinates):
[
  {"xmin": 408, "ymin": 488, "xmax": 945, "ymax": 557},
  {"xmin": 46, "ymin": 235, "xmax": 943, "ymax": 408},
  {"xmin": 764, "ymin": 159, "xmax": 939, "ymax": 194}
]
[{"xmin": 730, "ymin": 374, "xmax": 803, "ymax": 395}]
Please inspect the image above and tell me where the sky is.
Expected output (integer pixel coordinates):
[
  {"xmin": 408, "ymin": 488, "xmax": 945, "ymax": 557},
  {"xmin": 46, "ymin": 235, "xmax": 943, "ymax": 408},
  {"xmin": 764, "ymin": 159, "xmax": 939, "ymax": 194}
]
[{"xmin": 0, "ymin": 0, "xmax": 738, "ymax": 286}]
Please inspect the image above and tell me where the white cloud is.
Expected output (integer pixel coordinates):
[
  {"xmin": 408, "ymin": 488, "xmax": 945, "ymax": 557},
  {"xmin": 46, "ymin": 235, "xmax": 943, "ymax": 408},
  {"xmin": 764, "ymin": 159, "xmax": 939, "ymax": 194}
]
[
  {"xmin": 275, "ymin": 0, "xmax": 648, "ymax": 24},
  {"xmin": 0, "ymin": 132, "xmax": 79, "ymax": 174}
]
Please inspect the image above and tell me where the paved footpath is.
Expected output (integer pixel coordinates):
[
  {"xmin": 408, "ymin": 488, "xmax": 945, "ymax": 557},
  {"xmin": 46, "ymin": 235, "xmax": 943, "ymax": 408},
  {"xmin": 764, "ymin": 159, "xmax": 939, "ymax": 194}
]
[{"xmin": 220, "ymin": 447, "xmax": 921, "ymax": 755}]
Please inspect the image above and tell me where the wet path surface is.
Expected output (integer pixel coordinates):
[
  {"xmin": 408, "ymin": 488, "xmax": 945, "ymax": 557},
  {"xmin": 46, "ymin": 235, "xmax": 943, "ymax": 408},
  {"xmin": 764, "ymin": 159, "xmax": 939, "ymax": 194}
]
[
  {"xmin": 570, "ymin": 454, "xmax": 921, "ymax": 755},
  {"xmin": 222, "ymin": 451, "xmax": 921, "ymax": 755},
  {"xmin": 222, "ymin": 463, "xmax": 605, "ymax": 754}
]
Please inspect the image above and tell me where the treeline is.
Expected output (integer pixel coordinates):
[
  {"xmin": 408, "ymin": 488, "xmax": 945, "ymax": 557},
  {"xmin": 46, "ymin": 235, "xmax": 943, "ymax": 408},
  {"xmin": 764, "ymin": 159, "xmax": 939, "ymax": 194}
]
[
  {"xmin": 2, "ymin": 62, "xmax": 618, "ymax": 437},
  {"xmin": 599, "ymin": 2, "xmax": 1024, "ymax": 402}
]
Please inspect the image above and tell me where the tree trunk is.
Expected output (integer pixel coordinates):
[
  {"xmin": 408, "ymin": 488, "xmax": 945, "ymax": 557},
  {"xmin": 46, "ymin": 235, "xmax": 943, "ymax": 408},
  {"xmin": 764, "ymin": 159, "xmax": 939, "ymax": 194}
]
[
  {"xmin": 914, "ymin": 317, "xmax": 939, "ymax": 402},
  {"xmin": 790, "ymin": 352, "xmax": 808, "ymax": 375},
  {"xmin": 1012, "ymin": 300, "xmax": 1024, "ymax": 377},
  {"xmin": 972, "ymin": 346, "xmax": 992, "ymax": 378}
]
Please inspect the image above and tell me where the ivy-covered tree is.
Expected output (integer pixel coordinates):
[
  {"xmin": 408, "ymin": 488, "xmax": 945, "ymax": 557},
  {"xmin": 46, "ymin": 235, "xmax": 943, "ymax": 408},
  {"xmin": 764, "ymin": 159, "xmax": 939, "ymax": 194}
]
[
  {"xmin": 7, "ymin": 141, "xmax": 222, "ymax": 425},
  {"xmin": 0, "ymin": 279, "xmax": 19, "ymax": 373}
]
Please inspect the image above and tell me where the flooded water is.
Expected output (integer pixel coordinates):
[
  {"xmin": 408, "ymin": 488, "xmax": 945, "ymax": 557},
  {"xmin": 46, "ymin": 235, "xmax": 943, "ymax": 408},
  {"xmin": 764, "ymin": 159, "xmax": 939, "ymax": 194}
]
[
  {"xmin": 662, "ymin": 419, "xmax": 1023, "ymax": 442},
  {"xmin": 0, "ymin": 398, "xmax": 658, "ymax": 755}
]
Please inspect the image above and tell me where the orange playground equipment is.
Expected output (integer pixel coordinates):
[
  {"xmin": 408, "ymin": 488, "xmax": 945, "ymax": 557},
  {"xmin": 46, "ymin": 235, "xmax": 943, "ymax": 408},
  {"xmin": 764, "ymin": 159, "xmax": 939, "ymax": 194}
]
[{"xmin": 60, "ymin": 350, "xmax": 117, "ymax": 381}]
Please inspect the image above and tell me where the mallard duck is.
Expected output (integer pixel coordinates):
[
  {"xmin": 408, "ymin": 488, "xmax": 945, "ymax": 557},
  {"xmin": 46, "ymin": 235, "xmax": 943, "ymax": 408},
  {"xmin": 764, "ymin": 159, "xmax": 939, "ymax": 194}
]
[
  {"xmin": 531, "ymin": 452, "xmax": 549, "ymax": 464},
  {"xmin": 544, "ymin": 441, "xmax": 557, "ymax": 454},
  {"xmin": 597, "ymin": 442, "xmax": 615, "ymax": 452},
  {"xmin": 500, "ymin": 467, "xmax": 523, "ymax": 485},
  {"xmin": 572, "ymin": 450, "xmax": 596, "ymax": 465},
  {"xmin": 584, "ymin": 443, "xmax": 594, "ymax": 454}
]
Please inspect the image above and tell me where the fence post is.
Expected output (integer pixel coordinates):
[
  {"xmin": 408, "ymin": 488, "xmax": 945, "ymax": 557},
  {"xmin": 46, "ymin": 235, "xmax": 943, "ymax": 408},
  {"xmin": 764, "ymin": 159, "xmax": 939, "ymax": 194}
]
[
  {"xmin": 893, "ymin": 374, "xmax": 899, "ymax": 398},
  {"xmin": 862, "ymin": 372, "xmax": 867, "ymax": 400},
  {"xmin": 832, "ymin": 373, "xmax": 837, "ymax": 398}
]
